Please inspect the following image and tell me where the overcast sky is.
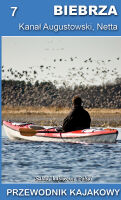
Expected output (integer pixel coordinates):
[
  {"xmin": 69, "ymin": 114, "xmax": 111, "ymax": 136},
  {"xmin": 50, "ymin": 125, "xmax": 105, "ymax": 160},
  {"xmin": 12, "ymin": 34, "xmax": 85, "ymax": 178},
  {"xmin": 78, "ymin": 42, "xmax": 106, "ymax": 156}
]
[{"xmin": 2, "ymin": 37, "xmax": 121, "ymax": 86}]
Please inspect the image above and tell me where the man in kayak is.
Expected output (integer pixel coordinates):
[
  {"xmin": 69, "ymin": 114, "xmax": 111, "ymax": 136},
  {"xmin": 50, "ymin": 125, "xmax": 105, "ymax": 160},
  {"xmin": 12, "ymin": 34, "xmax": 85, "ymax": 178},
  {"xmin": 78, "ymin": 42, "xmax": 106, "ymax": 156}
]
[{"xmin": 62, "ymin": 96, "xmax": 91, "ymax": 132}]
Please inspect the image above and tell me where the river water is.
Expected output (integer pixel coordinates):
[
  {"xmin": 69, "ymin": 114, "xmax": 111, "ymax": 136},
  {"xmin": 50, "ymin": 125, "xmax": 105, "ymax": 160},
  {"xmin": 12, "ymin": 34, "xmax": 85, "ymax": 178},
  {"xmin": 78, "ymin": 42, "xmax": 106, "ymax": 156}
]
[{"xmin": 2, "ymin": 126, "xmax": 121, "ymax": 184}]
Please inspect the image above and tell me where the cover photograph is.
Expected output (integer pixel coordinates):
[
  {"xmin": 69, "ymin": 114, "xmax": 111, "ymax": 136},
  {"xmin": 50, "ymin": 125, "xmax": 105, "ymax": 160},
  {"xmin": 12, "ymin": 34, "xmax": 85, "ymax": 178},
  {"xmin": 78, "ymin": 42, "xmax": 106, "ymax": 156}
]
[{"xmin": 0, "ymin": 1, "xmax": 121, "ymax": 200}]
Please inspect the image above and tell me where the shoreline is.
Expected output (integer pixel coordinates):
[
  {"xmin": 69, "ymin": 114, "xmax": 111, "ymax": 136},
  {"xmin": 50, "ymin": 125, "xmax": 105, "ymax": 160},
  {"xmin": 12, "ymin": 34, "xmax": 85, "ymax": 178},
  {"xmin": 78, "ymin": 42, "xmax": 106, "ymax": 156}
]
[
  {"xmin": 2, "ymin": 106, "xmax": 121, "ymax": 114},
  {"xmin": 2, "ymin": 106, "xmax": 121, "ymax": 127}
]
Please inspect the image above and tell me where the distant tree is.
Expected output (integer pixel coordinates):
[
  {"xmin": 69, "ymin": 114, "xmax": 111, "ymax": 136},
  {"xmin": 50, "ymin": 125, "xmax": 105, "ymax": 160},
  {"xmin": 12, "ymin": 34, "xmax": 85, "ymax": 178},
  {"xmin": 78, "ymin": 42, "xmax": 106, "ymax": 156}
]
[
  {"xmin": 35, "ymin": 80, "xmax": 39, "ymax": 87},
  {"xmin": 27, "ymin": 81, "xmax": 32, "ymax": 87},
  {"xmin": 115, "ymin": 77, "xmax": 121, "ymax": 84}
]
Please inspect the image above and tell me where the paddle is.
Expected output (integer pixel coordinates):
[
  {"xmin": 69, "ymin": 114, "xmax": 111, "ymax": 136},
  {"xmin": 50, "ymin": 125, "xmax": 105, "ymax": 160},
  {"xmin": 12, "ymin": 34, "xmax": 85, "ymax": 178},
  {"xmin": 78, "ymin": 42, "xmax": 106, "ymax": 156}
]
[
  {"xmin": 19, "ymin": 128, "xmax": 58, "ymax": 136},
  {"xmin": 19, "ymin": 128, "xmax": 37, "ymax": 136}
]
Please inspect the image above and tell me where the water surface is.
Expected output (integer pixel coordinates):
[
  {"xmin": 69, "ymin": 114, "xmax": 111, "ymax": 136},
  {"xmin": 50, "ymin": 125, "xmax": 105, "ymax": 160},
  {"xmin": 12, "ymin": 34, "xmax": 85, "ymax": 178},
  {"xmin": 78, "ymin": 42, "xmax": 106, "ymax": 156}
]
[{"xmin": 2, "ymin": 127, "xmax": 121, "ymax": 184}]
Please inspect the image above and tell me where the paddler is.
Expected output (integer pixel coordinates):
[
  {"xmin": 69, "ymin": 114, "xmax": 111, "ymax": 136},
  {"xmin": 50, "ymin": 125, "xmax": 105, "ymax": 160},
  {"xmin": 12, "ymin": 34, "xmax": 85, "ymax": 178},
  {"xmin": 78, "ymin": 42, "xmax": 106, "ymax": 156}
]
[{"xmin": 62, "ymin": 96, "xmax": 91, "ymax": 132}]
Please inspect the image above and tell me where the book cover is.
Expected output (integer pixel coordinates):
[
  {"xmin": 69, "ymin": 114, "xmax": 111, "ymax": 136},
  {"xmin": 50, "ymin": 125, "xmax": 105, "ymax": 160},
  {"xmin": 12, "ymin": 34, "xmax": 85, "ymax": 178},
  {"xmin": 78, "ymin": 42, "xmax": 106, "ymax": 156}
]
[{"xmin": 0, "ymin": 0, "xmax": 121, "ymax": 199}]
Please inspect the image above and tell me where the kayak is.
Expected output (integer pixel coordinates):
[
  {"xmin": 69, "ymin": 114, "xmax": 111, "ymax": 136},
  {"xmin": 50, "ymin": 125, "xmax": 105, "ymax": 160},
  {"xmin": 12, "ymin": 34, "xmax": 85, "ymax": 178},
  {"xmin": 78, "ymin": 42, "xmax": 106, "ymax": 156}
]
[{"xmin": 3, "ymin": 120, "xmax": 118, "ymax": 143}]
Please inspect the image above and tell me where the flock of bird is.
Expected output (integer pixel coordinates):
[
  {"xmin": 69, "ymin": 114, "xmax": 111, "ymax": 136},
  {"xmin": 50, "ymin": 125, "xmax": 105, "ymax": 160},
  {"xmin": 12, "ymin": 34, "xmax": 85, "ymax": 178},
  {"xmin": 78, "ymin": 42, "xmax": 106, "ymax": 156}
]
[{"xmin": 2, "ymin": 56, "xmax": 120, "ymax": 87}]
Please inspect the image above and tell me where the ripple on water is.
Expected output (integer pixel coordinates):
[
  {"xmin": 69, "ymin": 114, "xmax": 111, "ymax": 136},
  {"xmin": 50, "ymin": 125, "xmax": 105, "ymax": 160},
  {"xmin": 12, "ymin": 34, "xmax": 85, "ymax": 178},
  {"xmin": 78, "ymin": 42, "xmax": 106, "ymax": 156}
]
[{"xmin": 2, "ymin": 128, "xmax": 121, "ymax": 183}]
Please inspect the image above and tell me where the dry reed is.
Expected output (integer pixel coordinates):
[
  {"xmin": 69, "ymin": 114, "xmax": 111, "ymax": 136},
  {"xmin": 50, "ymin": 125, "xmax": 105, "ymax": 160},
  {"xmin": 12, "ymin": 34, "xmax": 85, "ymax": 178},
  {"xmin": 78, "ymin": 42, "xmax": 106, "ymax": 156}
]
[{"xmin": 2, "ymin": 105, "xmax": 121, "ymax": 115}]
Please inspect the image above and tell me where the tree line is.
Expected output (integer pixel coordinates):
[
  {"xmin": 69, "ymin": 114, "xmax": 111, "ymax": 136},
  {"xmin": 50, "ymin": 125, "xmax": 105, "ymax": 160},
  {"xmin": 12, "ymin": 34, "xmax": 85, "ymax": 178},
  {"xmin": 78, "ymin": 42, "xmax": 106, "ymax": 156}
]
[{"xmin": 2, "ymin": 79, "xmax": 121, "ymax": 108}]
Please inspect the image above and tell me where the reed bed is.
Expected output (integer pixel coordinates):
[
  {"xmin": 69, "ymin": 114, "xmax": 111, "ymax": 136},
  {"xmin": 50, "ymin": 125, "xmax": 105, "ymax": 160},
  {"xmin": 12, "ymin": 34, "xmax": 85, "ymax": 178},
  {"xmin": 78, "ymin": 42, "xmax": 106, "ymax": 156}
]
[
  {"xmin": 2, "ymin": 106, "xmax": 121, "ymax": 114},
  {"xmin": 2, "ymin": 106, "xmax": 121, "ymax": 127}
]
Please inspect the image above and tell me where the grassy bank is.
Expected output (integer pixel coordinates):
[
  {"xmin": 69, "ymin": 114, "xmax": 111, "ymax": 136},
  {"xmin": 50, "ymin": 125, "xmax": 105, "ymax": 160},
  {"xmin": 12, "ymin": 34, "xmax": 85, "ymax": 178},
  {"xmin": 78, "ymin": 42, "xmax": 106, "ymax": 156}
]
[
  {"xmin": 2, "ymin": 106, "xmax": 121, "ymax": 127},
  {"xmin": 2, "ymin": 105, "xmax": 121, "ymax": 114},
  {"xmin": 2, "ymin": 106, "xmax": 70, "ymax": 114}
]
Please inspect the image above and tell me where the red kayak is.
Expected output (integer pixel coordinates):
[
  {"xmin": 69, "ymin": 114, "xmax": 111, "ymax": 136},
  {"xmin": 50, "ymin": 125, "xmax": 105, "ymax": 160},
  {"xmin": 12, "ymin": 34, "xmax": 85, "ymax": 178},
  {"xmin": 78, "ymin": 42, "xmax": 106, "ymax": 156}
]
[{"xmin": 3, "ymin": 120, "xmax": 118, "ymax": 143}]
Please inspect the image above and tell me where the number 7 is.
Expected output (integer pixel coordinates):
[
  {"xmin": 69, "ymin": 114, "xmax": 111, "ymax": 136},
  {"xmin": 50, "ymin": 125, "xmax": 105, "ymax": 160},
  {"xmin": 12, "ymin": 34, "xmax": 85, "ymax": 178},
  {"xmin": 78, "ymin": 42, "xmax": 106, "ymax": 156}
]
[{"xmin": 10, "ymin": 7, "xmax": 18, "ymax": 17}]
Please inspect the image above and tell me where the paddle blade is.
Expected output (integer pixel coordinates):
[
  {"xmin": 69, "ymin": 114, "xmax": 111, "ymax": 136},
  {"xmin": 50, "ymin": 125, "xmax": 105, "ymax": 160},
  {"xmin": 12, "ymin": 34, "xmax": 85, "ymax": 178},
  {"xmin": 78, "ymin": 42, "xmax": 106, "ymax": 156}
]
[{"xmin": 19, "ymin": 128, "xmax": 36, "ymax": 136}]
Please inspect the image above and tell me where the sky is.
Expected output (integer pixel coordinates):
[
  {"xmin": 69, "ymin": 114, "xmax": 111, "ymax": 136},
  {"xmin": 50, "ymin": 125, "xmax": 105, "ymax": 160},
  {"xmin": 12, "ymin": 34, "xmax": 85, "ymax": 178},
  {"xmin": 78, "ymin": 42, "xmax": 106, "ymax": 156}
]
[{"xmin": 2, "ymin": 37, "xmax": 121, "ymax": 86}]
